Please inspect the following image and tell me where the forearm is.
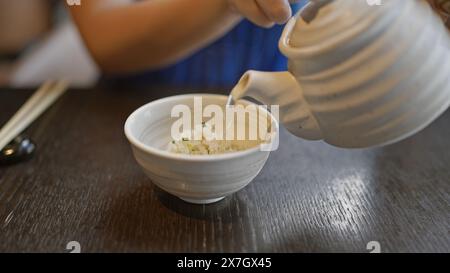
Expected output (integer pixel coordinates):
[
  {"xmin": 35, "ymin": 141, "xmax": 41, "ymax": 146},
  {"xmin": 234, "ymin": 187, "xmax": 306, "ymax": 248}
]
[{"xmin": 70, "ymin": 0, "xmax": 241, "ymax": 74}]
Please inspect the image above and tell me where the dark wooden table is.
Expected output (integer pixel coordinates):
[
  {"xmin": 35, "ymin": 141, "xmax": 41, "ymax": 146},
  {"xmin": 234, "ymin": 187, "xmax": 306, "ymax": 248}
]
[{"xmin": 0, "ymin": 87, "xmax": 449, "ymax": 253}]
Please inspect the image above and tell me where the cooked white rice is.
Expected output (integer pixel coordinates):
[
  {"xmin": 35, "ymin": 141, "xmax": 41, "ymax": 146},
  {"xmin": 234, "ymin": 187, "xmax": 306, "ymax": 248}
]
[{"xmin": 169, "ymin": 124, "xmax": 266, "ymax": 155}]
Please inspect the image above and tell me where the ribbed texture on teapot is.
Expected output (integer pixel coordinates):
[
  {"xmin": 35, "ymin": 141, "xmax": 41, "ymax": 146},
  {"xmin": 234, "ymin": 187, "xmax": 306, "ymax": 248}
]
[
  {"xmin": 291, "ymin": 0, "xmax": 395, "ymax": 50},
  {"xmin": 280, "ymin": 0, "xmax": 450, "ymax": 148}
]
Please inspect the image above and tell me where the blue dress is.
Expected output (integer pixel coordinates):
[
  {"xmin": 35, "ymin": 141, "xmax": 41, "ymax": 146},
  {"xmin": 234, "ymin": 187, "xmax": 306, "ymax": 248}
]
[{"xmin": 108, "ymin": 2, "xmax": 305, "ymax": 87}]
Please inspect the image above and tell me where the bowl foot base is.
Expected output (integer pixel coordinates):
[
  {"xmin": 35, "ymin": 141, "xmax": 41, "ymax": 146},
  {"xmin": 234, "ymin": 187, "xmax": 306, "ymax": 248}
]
[{"xmin": 179, "ymin": 196, "xmax": 225, "ymax": 204}]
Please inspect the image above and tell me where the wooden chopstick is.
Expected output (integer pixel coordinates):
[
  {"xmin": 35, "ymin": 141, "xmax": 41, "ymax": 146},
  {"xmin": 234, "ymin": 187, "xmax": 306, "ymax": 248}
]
[
  {"xmin": 0, "ymin": 81, "xmax": 69, "ymax": 151},
  {"xmin": 0, "ymin": 81, "xmax": 54, "ymax": 137}
]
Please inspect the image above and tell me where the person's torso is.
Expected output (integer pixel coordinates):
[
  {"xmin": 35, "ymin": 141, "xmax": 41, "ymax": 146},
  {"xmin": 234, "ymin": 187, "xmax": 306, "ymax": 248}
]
[{"xmin": 107, "ymin": 2, "xmax": 305, "ymax": 87}]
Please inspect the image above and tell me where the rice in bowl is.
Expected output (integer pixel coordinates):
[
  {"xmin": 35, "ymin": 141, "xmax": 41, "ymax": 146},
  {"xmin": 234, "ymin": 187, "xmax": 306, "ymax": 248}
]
[{"xmin": 169, "ymin": 123, "xmax": 269, "ymax": 155}]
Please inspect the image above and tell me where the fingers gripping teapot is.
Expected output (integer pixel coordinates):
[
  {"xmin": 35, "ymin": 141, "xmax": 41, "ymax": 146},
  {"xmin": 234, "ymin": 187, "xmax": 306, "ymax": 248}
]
[{"xmin": 231, "ymin": 0, "xmax": 450, "ymax": 148}]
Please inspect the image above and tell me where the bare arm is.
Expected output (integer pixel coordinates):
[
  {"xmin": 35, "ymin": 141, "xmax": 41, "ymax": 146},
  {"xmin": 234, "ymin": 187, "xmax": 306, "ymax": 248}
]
[
  {"xmin": 69, "ymin": 0, "xmax": 241, "ymax": 74},
  {"xmin": 69, "ymin": 0, "xmax": 297, "ymax": 74}
]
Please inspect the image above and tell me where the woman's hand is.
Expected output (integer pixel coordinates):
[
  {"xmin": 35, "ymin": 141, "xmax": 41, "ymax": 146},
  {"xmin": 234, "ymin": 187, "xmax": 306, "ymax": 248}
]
[{"xmin": 227, "ymin": 0, "xmax": 299, "ymax": 28}]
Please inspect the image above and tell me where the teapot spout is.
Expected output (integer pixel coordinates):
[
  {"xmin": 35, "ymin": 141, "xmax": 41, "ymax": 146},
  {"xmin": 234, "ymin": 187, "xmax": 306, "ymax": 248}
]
[
  {"xmin": 231, "ymin": 70, "xmax": 323, "ymax": 141},
  {"xmin": 231, "ymin": 70, "xmax": 296, "ymax": 105}
]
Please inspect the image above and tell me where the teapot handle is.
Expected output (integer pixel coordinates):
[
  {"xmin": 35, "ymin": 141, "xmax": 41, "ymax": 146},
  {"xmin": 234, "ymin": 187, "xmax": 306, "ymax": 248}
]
[{"xmin": 231, "ymin": 70, "xmax": 323, "ymax": 141}]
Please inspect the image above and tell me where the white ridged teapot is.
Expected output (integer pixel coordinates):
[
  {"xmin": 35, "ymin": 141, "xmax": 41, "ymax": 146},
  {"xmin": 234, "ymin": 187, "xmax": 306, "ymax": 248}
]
[{"xmin": 231, "ymin": 0, "xmax": 450, "ymax": 148}]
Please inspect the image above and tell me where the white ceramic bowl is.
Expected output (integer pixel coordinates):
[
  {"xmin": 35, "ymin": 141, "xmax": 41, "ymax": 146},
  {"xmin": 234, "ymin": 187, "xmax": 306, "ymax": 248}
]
[{"xmin": 124, "ymin": 94, "xmax": 278, "ymax": 204}]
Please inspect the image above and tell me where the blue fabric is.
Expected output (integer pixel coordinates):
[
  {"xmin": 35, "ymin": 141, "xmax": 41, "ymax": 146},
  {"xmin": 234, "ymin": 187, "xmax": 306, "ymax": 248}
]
[{"xmin": 109, "ymin": 2, "xmax": 306, "ymax": 87}]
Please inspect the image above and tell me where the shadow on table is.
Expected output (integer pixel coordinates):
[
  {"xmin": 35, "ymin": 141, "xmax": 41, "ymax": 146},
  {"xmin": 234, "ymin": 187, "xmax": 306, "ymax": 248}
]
[
  {"xmin": 101, "ymin": 183, "xmax": 255, "ymax": 251},
  {"xmin": 153, "ymin": 186, "xmax": 240, "ymax": 221}
]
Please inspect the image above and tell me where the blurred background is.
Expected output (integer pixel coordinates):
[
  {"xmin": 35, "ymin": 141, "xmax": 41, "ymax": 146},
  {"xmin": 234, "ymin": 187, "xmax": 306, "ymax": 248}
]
[
  {"xmin": 0, "ymin": 0, "xmax": 99, "ymax": 88},
  {"xmin": 0, "ymin": 0, "xmax": 447, "ymax": 89}
]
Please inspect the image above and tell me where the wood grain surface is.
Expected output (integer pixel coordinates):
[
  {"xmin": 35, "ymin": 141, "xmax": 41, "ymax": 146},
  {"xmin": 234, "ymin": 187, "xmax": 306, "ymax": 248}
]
[{"xmin": 0, "ymin": 87, "xmax": 449, "ymax": 253}]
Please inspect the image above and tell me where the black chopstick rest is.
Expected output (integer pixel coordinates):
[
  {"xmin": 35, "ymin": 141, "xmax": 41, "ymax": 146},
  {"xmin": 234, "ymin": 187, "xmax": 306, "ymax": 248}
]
[{"xmin": 0, "ymin": 136, "xmax": 36, "ymax": 166}]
